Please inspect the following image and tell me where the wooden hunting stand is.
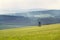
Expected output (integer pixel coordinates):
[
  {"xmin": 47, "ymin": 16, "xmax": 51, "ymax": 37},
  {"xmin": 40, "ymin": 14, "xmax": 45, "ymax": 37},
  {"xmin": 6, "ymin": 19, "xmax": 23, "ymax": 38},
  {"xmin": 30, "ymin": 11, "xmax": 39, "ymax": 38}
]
[{"xmin": 38, "ymin": 18, "xmax": 41, "ymax": 27}]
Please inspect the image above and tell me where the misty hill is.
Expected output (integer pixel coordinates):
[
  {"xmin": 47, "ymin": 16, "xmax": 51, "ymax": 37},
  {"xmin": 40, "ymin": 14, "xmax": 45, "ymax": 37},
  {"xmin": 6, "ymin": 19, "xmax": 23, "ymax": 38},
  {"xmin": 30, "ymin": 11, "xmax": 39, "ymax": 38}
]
[
  {"xmin": 0, "ymin": 10, "xmax": 60, "ymax": 23},
  {"xmin": 0, "ymin": 15, "xmax": 32, "ymax": 25},
  {"xmin": 12, "ymin": 10, "xmax": 60, "ymax": 17},
  {"xmin": 0, "ymin": 10, "xmax": 60, "ymax": 29},
  {"xmin": 0, "ymin": 15, "xmax": 60, "ymax": 25}
]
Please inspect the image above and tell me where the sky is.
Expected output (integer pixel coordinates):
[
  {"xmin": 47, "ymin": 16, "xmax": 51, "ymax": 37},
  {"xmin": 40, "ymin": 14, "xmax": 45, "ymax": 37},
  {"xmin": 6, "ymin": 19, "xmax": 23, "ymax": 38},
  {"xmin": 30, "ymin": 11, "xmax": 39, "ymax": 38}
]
[{"xmin": 0, "ymin": 0, "xmax": 60, "ymax": 14}]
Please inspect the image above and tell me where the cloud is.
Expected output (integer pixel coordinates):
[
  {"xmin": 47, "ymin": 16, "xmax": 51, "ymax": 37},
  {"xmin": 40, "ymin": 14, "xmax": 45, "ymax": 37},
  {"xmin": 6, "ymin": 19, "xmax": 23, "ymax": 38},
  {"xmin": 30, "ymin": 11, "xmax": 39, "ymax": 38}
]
[
  {"xmin": 0, "ymin": 0, "xmax": 60, "ymax": 14},
  {"xmin": 0, "ymin": 0, "xmax": 59, "ymax": 9},
  {"xmin": 33, "ymin": 14, "xmax": 53, "ymax": 18}
]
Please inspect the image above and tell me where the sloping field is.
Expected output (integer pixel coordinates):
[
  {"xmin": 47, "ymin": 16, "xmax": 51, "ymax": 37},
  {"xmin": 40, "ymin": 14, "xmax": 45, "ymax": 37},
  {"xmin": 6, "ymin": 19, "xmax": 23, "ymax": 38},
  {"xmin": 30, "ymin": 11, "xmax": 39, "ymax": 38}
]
[{"xmin": 0, "ymin": 24, "xmax": 60, "ymax": 40}]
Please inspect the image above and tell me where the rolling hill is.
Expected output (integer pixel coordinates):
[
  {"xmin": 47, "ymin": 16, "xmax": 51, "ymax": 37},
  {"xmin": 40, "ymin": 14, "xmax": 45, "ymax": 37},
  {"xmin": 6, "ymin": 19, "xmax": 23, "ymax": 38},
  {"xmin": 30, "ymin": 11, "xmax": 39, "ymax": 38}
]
[{"xmin": 0, "ymin": 24, "xmax": 60, "ymax": 40}]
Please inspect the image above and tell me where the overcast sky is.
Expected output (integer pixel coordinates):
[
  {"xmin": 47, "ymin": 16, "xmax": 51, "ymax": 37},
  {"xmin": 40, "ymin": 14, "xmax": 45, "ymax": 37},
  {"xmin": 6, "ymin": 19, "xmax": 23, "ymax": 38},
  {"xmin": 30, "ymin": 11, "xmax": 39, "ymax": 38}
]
[{"xmin": 0, "ymin": 0, "xmax": 60, "ymax": 14}]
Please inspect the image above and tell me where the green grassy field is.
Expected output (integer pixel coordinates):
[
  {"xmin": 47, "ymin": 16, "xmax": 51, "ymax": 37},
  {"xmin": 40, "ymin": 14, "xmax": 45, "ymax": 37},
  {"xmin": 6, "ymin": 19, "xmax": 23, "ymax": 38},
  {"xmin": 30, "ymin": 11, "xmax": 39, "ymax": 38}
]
[{"xmin": 0, "ymin": 24, "xmax": 60, "ymax": 40}]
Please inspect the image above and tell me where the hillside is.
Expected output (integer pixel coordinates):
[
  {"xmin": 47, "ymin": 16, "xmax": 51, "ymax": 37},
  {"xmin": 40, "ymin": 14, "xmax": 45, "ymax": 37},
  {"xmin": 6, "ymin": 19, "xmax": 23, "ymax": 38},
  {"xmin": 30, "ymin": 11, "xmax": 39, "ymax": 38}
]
[{"xmin": 0, "ymin": 24, "xmax": 60, "ymax": 40}]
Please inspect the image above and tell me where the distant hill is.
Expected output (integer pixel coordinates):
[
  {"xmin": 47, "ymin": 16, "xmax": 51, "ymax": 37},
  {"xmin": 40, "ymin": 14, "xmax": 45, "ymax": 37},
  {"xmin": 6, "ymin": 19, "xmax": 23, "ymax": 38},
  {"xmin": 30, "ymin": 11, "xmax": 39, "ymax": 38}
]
[
  {"xmin": 0, "ymin": 10, "xmax": 60, "ymax": 29},
  {"xmin": 0, "ymin": 15, "xmax": 32, "ymax": 25},
  {"xmin": 0, "ymin": 15, "xmax": 33, "ymax": 29},
  {"xmin": 0, "ymin": 15, "xmax": 60, "ymax": 25},
  {"xmin": 12, "ymin": 10, "xmax": 60, "ymax": 17}
]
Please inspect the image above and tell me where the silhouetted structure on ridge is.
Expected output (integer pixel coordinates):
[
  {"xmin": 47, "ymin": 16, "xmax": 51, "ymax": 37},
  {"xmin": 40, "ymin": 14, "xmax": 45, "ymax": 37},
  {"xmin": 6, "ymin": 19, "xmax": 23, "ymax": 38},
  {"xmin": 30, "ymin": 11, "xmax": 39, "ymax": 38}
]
[
  {"xmin": 38, "ymin": 21, "xmax": 41, "ymax": 26},
  {"xmin": 38, "ymin": 18, "xmax": 41, "ymax": 27}
]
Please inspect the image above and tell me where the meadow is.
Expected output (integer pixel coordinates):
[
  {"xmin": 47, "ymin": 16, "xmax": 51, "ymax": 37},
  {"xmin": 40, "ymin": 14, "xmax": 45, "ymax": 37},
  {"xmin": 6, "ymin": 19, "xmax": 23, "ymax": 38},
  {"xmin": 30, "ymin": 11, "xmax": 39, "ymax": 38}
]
[{"xmin": 0, "ymin": 24, "xmax": 60, "ymax": 40}]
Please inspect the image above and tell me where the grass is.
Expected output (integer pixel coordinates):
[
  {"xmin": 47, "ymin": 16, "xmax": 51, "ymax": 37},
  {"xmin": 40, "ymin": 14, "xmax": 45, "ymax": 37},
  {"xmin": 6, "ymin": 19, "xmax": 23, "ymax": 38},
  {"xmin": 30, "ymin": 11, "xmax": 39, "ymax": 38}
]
[{"xmin": 0, "ymin": 24, "xmax": 60, "ymax": 40}]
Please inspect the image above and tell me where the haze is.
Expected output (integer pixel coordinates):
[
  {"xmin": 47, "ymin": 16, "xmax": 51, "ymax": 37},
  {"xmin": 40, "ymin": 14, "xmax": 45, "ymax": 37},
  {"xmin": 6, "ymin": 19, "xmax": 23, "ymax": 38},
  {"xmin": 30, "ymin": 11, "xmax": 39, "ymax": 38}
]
[{"xmin": 0, "ymin": 0, "xmax": 60, "ymax": 14}]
